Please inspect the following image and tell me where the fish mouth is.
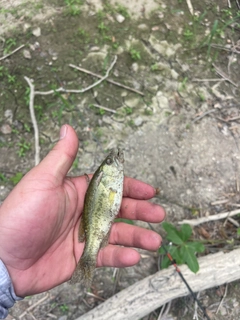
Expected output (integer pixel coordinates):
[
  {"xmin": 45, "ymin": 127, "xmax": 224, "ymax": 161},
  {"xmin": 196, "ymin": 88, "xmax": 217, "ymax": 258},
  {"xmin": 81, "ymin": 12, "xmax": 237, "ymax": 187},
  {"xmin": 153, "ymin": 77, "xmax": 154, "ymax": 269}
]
[{"xmin": 110, "ymin": 147, "xmax": 124, "ymax": 166}]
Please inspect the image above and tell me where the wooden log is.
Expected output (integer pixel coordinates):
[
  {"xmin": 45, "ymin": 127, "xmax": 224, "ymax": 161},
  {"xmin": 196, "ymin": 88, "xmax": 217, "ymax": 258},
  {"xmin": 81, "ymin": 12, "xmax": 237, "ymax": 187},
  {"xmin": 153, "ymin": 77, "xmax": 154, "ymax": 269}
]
[{"xmin": 75, "ymin": 248, "xmax": 240, "ymax": 320}]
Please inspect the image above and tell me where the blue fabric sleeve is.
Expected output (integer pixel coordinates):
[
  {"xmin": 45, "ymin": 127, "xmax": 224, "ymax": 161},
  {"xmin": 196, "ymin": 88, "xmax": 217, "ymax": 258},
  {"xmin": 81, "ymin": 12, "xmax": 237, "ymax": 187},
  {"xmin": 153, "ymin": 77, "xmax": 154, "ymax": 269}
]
[{"xmin": 0, "ymin": 259, "xmax": 23, "ymax": 319}]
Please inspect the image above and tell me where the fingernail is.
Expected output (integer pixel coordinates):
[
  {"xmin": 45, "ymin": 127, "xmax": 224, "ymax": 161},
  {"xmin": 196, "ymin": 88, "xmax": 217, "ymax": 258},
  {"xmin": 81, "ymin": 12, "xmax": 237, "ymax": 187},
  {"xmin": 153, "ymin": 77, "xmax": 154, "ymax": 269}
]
[{"xmin": 59, "ymin": 125, "xmax": 67, "ymax": 140}]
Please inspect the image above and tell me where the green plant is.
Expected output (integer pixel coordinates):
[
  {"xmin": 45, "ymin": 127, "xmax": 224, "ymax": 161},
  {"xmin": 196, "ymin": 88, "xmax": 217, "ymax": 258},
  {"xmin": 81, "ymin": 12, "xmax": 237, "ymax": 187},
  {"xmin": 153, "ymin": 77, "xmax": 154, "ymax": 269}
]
[
  {"xmin": 115, "ymin": 218, "xmax": 134, "ymax": 224},
  {"xmin": 64, "ymin": 0, "xmax": 82, "ymax": 16},
  {"xmin": 112, "ymin": 42, "xmax": 120, "ymax": 50},
  {"xmin": 10, "ymin": 172, "xmax": 23, "ymax": 185},
  {"xmin": 124, "ymin": 107, "xmax": 133, "ymax": 115},
  {"xmin": 179, "ymin": 77, "xmax": 188, "ymax": 91},
  {"xmin": 17, "ymin": 140, "xmax": 31, "ymax": 157},
  {"xmin": 97, "ymin": 9, "xmax": 106, "ymax": 20},
  {"xmin": 144, "ymin": 109, "xmax": 153, "ymax": 116},
  {"xmin": 183, "ymin": 28, "xmax": 194, "ymax": 41},
  {"xmin": 3, "ymin": 38, "xmax": 16, "ymax": 54},
  {"xmin": 98, "ymin": 108, "xmax": 105, "ymax": 115},
  {"xmin": 11, "ymin": 128, "xmax": 20, "ymax": 134},
  {"xmin": 150, "ymin": 63, "xmax": 159, "ymax": 71},
  {"xmin": 0, "ymin": 173, "xmax": 7, "ymax": 182},
  {"xmin": 7, "ymin": 74, "xmax": 16, "ymax": 84},
  {"xmin": 98, "ymin": 21, "xmax": 108, "ymax": 33},
  {"xmin": 24, "ymin": 123, "xmax": 31, "ymax": 132},
  {"xmin": 127, "ymin": 119, "xmax": 135, "ymax": 127},
  {"xmin": 72, "ymin": 158, "xmax": 78, "ymax": 169},
  {"xmin": 59, "ymin": 304, "xmax": 69, "ymax": 312},
  {"xmin": 116, "ymin": 4, "xmax": 129, "ymax": 18},
  {"xmin": 159, "ymin": 222, "xmax": 205, "ymax": 273},
  {"xmin": 129, "ymin": 48, "xmax": 141, "ymax": 61},
  {"xmin": 0, "ymin": 66, "xmax": 5, "ymax": 77},
  {"xmin": 24, "ymin": 87, "xmax": 30, "ymax": 105},
  {"xmin": 34, "ymin": 105, "xmax": 44, "ymax": 121}
]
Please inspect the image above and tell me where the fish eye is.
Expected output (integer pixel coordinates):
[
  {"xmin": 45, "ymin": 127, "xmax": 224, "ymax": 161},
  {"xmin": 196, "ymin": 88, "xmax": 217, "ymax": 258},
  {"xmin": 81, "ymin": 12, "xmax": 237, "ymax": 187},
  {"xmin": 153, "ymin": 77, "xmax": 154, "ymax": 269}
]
[{"xmin": 106, "ymin": 158, "xmax": 113, "ymax": 165}]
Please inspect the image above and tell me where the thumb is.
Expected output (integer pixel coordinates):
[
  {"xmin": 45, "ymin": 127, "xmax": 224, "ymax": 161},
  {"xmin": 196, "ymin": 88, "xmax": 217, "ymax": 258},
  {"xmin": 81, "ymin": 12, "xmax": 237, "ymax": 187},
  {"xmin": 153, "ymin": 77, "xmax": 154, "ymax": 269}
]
[{"xmin": 37, "ymin": 124, "xmax": 79, "ymax": 182}]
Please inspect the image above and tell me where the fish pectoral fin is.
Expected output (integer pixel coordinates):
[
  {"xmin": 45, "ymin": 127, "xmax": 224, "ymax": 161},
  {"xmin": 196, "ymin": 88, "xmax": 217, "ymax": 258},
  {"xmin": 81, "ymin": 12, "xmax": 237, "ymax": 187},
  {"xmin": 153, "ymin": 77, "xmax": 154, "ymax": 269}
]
[
  {"xmin": 96, "ymin": 171, "xmax": 104, "ymax": 186},
  {"xmin": 100, "ymin": 229, "xmax": 111, "ymax": 248},
  {"xmin": 78, "ymin": 219, "xmax": 86, "ymax": 242},
  {"xmin": 84, "ymin": 173, "xmax": 91, "ymax": 185}
]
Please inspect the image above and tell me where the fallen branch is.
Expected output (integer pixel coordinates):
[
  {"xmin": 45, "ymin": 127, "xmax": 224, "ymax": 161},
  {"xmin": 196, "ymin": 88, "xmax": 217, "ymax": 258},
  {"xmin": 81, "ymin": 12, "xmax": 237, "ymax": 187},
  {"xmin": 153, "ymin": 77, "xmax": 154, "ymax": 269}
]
[
  {"xmin": 212, "ymin": 63, "xmax": 238, "ymax": 87},
  {"xmin": 35, "ymin": 55, "xmax": 117, "ymax": 95},
  {"xmin": 90, "ymin": 104, "xmax": 117, "ymax": 114},
  {"xmin": 236, "ymin": 0, "xmax": 240, "ymax": 10},
  {"xmin": 24, "ymin": 76, "xmax": 40, "ymax": 166},
  {"xmin": 24, "ymin": 56, "xmax": 118, "ymax": 164},
  {"xmin": 178, "ymin": 208, "xmax": 240, "ymax": 226},
  {"xmin": 192, "ymin": 78, "xmax": 225, "ymax": 82},
  {"xmin": 69, "ymin": 63, "xmax": 144, "ymax": 96},
  {"xmin": 19, "ymin": 293, "xmax": 49, "ymax": 319},
  {"xmin": 192, "ymin": 109, "xmax": 217, "ymax": 123},
  {"xmin": 74, "ymin": 249, "xmax": 240, "ymax": 320},
  {"xmin": 0, "ymin": 44, "xmax": 25, "ymax": 61},
  {"xmin": 186, "ymin": 0, "xmax": 194, "ymax": 15}
]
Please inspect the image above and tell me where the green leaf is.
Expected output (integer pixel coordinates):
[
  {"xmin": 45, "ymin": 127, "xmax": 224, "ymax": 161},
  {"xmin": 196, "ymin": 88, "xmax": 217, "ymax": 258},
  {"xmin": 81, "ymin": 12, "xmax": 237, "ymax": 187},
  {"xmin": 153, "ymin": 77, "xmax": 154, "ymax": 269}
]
[
  {"xmin": 0, "ymin": 173, "xmax": 7, "ymax": 182},
  {"xmin": 186, "ymin": 241, "xmax": 205, "ymax": 253},
  {"xmin": 162, "ymin": 222, "xmax": 184, "ymax": 245},
  {"xmin": 162, "ymin": 222, "xmax": 176, "ymax": 233},
  {"xmin": 10, "ymin": 172, "xmax": 23, "ymax": 185},
  {"xmin": 161, "ymin": 255, "xmax": 172, "ymax": 269},
  {"xmin": 180, "ymin": 224, "xmax": 192, "ymax": 241},
  {"xmin": 180, "ymin": 245, "xmax": 199, "ymax": 273},
  {"xmin": 115, "ymin": 218, "xmax": 134, "ymax": 225},
  {"xmin": 160, "ymin": 245, "xmax": 184, "ymax": 269},
  {"xmin": 166, "ymin": 229, "xmax": 184, "ymax": 245},
  {"xmin": 170, "ymin": 246, "xmax": 184, "ymax": 265}
]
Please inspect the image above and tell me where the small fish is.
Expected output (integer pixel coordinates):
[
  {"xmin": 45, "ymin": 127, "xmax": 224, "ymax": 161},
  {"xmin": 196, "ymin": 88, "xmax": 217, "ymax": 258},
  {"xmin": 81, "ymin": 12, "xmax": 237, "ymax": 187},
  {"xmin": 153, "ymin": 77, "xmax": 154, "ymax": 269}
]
[{"xmin": 71, "ymin": 148, "xmax": 124, "ymax": 286}]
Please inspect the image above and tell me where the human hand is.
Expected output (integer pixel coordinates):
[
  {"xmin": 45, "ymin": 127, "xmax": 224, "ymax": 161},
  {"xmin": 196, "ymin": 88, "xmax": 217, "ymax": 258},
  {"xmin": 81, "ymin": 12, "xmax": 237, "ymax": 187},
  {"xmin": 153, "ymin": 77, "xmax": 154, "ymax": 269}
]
[{"xmin": 0, "ymin": 125, "xmax": 165, "ymax": 297}]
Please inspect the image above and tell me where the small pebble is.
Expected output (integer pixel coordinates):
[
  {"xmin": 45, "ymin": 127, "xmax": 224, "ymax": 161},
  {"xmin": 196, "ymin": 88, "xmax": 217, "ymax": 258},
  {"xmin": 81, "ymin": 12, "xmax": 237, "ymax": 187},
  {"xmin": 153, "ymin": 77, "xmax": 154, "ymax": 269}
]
[
  {"xmin": 32, "ymin": 27, "xmax": 41, "ymax": 37},
  {"xmin": 115, "ymin": 14, "xmax": 125, "ymax": 23},
  {"xmin": 0, "ymin": 124, "xmax": 12, "ymax": 134},
  {"xmin": 23, "ymin": 49, "xmax": 31, "ymax": 59}
]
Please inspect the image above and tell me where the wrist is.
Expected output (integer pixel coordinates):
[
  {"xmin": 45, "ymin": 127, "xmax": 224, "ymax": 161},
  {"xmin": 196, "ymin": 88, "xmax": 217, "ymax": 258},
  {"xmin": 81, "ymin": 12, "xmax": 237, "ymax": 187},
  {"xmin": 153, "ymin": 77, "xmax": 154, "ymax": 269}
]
[{"xmin": 0, "ymin": 259, "xmax": 23, "ymax": 318}]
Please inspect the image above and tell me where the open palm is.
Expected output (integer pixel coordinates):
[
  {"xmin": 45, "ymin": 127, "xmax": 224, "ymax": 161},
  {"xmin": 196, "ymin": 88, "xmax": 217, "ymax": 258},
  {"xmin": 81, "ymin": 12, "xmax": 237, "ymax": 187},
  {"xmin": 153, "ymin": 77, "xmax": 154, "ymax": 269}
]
[{"xmin": 0, "ymin": 125, "xmax": 165, "ymax": 297}]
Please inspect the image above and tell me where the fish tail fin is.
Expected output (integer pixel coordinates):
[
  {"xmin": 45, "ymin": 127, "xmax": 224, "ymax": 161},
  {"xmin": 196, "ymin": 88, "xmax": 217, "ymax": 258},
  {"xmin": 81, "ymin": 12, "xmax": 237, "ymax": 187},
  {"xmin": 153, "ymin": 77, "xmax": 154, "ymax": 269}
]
[{"xmin": 70, "ymin": 255, "xmax": 96, "ymax": 287}]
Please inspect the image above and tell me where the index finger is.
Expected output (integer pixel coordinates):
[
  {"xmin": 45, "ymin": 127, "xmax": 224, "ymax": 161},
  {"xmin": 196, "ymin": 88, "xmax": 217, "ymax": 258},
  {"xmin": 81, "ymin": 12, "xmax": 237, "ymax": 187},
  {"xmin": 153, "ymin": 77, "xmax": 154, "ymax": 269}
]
[{"xmin": 123, "ymin": 176, "xmax": 157, "ymax": 200}]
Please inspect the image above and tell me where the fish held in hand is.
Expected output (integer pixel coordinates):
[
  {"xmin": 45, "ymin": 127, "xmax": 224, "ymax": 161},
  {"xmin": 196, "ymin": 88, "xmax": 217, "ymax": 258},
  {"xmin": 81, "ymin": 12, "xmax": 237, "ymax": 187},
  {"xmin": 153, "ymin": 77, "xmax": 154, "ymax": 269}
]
[{"xmin": 71, "ymin": 148, "xmax": 124, "ymax": 286}]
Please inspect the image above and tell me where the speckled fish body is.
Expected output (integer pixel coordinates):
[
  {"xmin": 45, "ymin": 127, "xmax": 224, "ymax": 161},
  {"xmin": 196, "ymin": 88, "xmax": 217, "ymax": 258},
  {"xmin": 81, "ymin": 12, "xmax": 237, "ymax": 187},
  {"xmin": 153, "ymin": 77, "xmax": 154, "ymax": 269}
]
[{"xmin": 71, "ymin": 148, "xmax": 124, "ymax": 286}]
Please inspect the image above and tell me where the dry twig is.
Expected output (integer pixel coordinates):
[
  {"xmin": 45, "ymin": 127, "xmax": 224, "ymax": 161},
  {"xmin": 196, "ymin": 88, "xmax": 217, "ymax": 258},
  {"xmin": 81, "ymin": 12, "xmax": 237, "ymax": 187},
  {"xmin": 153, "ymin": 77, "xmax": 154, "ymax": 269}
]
[
  {"xmin": 178, "ymin": 208, "xmax": 240, "ymax": 226},
  {"xmin": 157, "ymin": 301, "xmax": 172, "ymax": 320},
  {"xmin": 90, "ymin": 104, "xmax": 116, "ymax": 114},
  {"xmin": 186, "ymin": 0, "xmax": 194, "ymax": 15},
  {"xmin": 216, "ymin": 284, "xmax": 228, "ymax": 314},
  {"xmin": 69, "ymin": 63, "xmax": 144, "ymax": 96},
  {"xmin": 35, "ymin": 55, "xmax": 118, "ymax": 95},
  {"xmin": 192, "ymin": 109, "xmax": 217, "ymax": 123},
  {"xmin": 212, "ymin": 63, "xmax": 238, "ymax": 87},
  {"xmin": 24, "ymin": 56, "xmax": 118, "ymax": 164},
  {"xmin": 236, "ymin": 0, "xmax": 240, "ymax": 10},
  {"xmin": 19, "ymin": 293, "xmax": 49, "ymax": 319},
  {"xmin": 193, "ymin": 292, "xmax": 200, "ymax": 320},
  {"xmin": 0, "ymin": 44, "xmax": 25, "ymax": 61},
  {"xmin": 192, "ymin": 78, "xmax": 225, "ymax": 82},
  {"xmin": 24, "ymin": 76, "xmax": 40, "ymax": 166}
]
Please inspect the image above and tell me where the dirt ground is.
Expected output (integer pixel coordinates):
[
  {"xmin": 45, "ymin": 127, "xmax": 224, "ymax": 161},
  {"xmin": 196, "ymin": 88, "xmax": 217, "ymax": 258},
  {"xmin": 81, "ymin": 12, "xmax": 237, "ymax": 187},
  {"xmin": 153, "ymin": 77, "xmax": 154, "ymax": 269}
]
[{"xmin": 1, "ymin": 0, "xmax": 240, "ymax": 319}]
